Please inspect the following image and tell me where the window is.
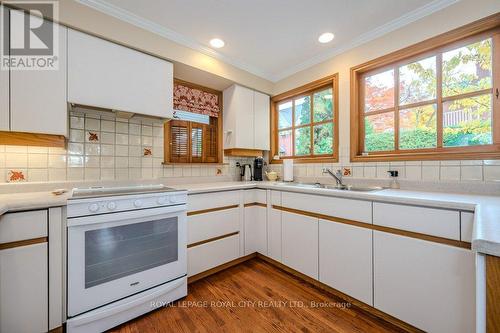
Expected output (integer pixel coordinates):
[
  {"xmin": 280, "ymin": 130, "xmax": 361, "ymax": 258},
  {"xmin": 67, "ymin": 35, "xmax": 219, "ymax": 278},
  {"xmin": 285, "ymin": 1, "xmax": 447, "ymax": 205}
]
[
  {"xmin": 164, "ymin": 80, "xmax": 222, "ymax": 164},
  {"xmin": 271, "ymin": 74, "xmax": 338, "ymax": 162},
  {"xmin": 351, "ymin": 20, "xmax": 500, "ymax": 161}
]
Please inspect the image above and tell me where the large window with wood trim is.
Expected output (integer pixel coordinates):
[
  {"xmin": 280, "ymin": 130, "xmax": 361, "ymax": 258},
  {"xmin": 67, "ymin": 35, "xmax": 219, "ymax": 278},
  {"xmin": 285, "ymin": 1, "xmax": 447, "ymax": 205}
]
[
  {"xmin": 271, "ymin": 74, "xmax": 338, "ymax": 163},
  {"xmin": 351, "ymin": 18, "xmax": 500, "ymax": 161},
  {"xmin": 164, "ymin": 80, "xmax": 222, "ymax": 164}
]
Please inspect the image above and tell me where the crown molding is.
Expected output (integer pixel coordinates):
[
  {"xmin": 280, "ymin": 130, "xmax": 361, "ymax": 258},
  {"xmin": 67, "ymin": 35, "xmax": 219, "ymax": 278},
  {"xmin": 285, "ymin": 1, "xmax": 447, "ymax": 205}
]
[
  {"xmin": 269, "ymin": 0, "xmax": 459, "ymax": 82},
  {"xmin": 75, "ymin": 0, "xmax": 275, "ymax": 80},
  {"xmin": 77, "ymin": 0, "xmax": 459, "ymax": 83}
]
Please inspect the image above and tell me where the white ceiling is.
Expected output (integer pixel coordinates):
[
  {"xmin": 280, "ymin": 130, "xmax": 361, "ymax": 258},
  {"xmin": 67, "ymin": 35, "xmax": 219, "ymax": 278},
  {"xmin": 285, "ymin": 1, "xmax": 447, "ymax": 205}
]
[{"xmin": 77, "ymin": 0, "xmax": 458, "ymax": 82}]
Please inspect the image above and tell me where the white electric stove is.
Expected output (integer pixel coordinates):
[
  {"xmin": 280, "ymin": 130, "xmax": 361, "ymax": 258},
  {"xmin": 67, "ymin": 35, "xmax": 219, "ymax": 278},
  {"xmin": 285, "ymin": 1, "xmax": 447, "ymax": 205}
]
[{"xmin": 66, "ymin": 184, "xmax": 188, "ymax": 333}]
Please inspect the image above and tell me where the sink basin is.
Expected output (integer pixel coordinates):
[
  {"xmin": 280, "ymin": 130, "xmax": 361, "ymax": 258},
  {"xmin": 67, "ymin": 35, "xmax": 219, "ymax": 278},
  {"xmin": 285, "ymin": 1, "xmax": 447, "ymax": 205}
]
[{"xmin": 274, "ymin": 182, "xmax": 383, "ymax": 192}]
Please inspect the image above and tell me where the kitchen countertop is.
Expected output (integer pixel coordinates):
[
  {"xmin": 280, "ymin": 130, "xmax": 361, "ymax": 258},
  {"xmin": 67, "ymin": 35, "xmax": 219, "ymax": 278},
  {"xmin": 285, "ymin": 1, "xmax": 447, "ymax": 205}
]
[{"xmin": 0, "ymin": 181, "xmax": 499, "ymax": 257}]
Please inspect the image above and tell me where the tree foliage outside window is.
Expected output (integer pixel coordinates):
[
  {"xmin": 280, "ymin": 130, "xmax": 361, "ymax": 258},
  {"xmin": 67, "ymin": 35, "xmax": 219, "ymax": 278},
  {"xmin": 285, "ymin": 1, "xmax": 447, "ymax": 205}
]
[
  {"xmin": 363, "ymin": 37, "xmax": 493, "ymax": 153},
  {"xmin": 277, "ymin": 86, "xmax": 334, "ymax": 158}
]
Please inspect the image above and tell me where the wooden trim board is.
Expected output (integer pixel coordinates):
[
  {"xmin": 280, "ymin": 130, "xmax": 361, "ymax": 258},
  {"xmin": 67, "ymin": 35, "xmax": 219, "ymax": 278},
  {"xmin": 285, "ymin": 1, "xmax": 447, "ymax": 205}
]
[
  {"xmin": 0, "ymin": 237, "xmax": 48, "ymax": 250},
  {"xmin": 486, "ymin": 254, "xmax": 500, "ymax": 333},
  {"xmin": 0, "ymin": 131, "xmax": 65, "ymax": 148},
  {"xmin": 273, "ymin": 205, "xmax": 471, "ymax": 249},
  {"xmin": 187, "ymin": 204, "xmax": 239, "ymax": 216},
  {"xmin": 187, "ymin": 231, "xmax": 239, "ymax": 248},
  {"xmin": 243, "ymin": 202, "xmax": 267, "ymax": 208},
  {"xmin": 223, "ymin": 148, "xmax": 263, "ymax": 157}
]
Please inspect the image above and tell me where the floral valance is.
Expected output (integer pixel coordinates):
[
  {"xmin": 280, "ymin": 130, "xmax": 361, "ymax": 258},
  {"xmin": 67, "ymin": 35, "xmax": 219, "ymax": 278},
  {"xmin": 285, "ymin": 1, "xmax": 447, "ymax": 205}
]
[{"xmin": 173, "ymin": 83, "xmax": 220, "ymax": 118}]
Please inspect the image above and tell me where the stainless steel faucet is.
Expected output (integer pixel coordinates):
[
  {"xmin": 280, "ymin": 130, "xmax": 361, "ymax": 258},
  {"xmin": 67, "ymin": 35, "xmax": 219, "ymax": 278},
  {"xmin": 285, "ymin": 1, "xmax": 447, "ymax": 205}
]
[{"xmin": 322, "ymin": 168, "xmax": 344, "ymax": 187}]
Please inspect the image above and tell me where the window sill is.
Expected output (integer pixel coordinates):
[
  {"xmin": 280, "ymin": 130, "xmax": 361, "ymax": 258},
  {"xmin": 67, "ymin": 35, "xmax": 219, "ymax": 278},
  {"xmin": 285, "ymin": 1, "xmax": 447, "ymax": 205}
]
[
  {"xmin": 350, "ymin": 149, "xmax": 500, "ymax": 162},
  {"xmin": 270, "ymin": 157, "xmax": 338, "ymax": 164}
]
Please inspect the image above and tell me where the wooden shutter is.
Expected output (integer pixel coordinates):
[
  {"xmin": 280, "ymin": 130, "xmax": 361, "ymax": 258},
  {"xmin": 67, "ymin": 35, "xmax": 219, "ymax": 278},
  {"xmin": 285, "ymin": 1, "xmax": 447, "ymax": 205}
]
[
  {"xmin": 191, "ymin": 123, "xmax": 203, "ymax": 163},
  {"xmin": 169, "ymin": 120, "xmax": 189, "ymax": 163},
  {"xmin": 203, "ymin": 123, "xmax": 218, "ymax": 163}
]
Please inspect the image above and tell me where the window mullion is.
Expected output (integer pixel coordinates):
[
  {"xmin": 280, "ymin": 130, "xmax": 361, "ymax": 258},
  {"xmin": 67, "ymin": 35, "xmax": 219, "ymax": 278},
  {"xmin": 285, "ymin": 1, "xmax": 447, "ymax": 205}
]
[
  {"xmin": 310, "ymin": 93, "xmax": 314, "ymax": 156},
  {"xmin": 292, "ymin": 100, "xmax": 296, "ymax": 157},
  {"xmin": 437, "ymin": 53, "xmax": 444, "ymax": 148},
  {"xmin": 394, "ymin": 66, "xmax": 400, "ymax": 151}
]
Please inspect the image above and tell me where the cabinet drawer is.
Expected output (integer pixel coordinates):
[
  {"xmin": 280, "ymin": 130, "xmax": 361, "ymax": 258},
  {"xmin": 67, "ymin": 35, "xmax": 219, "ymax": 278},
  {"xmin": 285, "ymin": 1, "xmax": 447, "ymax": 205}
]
[
  {"xmin": 461, "ymin": 212, "xmax": 474, "ymax": 243},
  {"xmin": 188, "ymin": 191, "xmax": 240, "ymax": 212},
  {"xmin": 0, "ymin": 210, "xmax": 47, "ymax": 244},
  {"xmin": 243, "ymin": 189, "xmax": 267, "ymax": 204},
  {"xmin": 281, "ymin": 192, "xmax": 372, "ymax": 223},
  {"xmin": 188, "ymin": 208, "xmax": 239, "ymax": 245},
  {"xmin": 187, "ymin": 234, "xmax": 240, "ymax": 276},
  {"xmin": 270, "ymin": 190, "xmax": 281, "ymax": 205},
  {"xmin": 373, "ymin": 203, "xmax": 460, "ymax": 240}
]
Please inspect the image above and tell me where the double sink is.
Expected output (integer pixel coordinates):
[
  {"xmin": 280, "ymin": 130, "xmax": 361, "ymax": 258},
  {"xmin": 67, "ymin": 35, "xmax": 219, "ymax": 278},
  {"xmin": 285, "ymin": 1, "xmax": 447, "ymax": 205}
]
[{"xmin": 273, "ymin": 182, "xmax": 384, "ymax": 192}]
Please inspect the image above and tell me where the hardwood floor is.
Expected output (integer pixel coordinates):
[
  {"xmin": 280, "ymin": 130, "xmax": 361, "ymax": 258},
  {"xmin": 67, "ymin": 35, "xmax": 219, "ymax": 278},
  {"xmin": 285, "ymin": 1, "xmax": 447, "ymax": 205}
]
[{"xmin": 110, "ymin": 258, "xmax": 406, "ymax": 333}]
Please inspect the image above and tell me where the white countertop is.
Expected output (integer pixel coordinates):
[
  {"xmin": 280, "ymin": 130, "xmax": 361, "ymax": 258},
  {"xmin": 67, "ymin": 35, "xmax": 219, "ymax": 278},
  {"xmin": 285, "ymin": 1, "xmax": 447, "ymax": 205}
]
[{"xmin": 1, "ymin": 181, "xmax": 499, "ymax": 257}]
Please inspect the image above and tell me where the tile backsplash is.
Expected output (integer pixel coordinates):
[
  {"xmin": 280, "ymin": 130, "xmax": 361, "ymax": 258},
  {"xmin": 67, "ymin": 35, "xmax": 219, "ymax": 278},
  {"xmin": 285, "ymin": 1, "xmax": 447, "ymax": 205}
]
[{"xmin": 0, "ymin": 109, "xmax": 250, "ymax": 183}]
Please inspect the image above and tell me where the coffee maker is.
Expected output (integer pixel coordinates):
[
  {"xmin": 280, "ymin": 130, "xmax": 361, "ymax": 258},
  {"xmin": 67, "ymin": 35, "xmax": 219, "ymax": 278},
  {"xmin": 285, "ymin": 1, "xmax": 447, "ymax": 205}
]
[{"xmin": 253, "ymin": 157, "xmax": 264, "ymax": 181}]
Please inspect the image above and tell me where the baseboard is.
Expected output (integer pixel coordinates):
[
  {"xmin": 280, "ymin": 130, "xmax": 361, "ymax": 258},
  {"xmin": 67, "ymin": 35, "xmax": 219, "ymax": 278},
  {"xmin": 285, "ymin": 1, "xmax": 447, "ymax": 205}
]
[
  {"xmin": 187, "ymin": 253, "xmax": 257, "ymax": 284},
  {"xmin": 256, "ymin": 254, "xmax": 423, "ymax": 333}
]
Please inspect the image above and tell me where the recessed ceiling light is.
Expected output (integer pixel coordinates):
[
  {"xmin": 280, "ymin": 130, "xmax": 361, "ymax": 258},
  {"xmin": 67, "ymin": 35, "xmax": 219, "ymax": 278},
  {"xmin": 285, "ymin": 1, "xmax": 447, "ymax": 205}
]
[
  {"xmin": 318, "ymin": 32, "xmax": 334, "ymax": 44},
  {"xmin": 210, "ymin": 38, "xmax": 225, "ymax": 48}
]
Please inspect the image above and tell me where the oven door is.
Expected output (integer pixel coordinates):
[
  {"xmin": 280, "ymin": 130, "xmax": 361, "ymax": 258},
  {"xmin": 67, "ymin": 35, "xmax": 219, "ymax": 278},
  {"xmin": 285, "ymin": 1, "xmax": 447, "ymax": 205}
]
[{"xmin": 67, "ymin": 205, "xmax": 186, "ymax": 317}]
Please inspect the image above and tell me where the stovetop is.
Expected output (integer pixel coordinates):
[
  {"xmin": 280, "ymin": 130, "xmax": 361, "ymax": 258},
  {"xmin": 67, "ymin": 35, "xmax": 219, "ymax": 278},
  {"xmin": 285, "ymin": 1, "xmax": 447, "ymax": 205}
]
[{"xmin": 70, "ymin": 184, "xmax": 180, "ymax": 199}]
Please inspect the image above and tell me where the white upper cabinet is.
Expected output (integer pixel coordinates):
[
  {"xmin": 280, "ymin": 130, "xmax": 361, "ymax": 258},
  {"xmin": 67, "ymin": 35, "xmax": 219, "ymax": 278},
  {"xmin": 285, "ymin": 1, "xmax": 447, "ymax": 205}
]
[
  {"xmin": 223, "ymin": 84, "xmax": 270, "ymax": 150},
  {"xmin": 8, "ymin": 10, "xmax": 67, "ymax": 136},
  {"xmin": 0, "ymin": 54, "xmax": 8, "ymax": 131},
  {"xmin": 68, "ymin": 29, "xmax": 173, "ymax": 119}
]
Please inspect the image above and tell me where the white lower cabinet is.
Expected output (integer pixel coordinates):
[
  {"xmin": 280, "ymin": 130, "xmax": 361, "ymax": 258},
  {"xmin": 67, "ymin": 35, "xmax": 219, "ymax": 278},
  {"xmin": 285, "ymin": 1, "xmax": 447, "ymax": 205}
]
[
  {"xmin": 373, "ymin": 231, "xmax": 475, "ymax": 333},
  {"xmin": 187, "ymin": 234, "xmax": 240, "ymax": 277},
  {"xmin": 267, "ymin": 207, "xmax": 282, "ymax": 262},
  {"xmin": 319, "ymin": 219, "xmax": 373, "ymax": 305},
  {"xmin": 0, "ymin": 243, "xmax": 48, "ymax": 333},
  {"xmin": 282, "ymin": 211, "xmax": 318, "ymax": 279},
  {"xmin": 244, "ymin": 206, "xmax": 267, "ymax": 255}
]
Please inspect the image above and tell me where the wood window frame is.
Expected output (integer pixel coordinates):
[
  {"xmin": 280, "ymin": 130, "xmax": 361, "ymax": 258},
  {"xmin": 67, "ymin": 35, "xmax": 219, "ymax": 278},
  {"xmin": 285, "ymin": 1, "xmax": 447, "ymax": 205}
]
[
  {"xmin": 270, "ymin": 74, "xmax": 339, "ymax": 164},
  {"xmin": 350, "ymin": 13, "xmax": 500, "ymax": 162},
  {"xmin": 163, "ymin": 79, "xmax": 223, "ymax": 164}
]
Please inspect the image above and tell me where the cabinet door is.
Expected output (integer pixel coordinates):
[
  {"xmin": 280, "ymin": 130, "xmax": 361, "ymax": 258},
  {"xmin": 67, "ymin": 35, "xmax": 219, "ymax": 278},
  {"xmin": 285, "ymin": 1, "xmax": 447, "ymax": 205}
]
[
  {"xmin": 10, "ymin": 10, "xmax": 67, "ymax": 135},
  {"xmin": 223, "ymin": 85, "xmax": 254, "ymax": 149},
  {"xmin": 267, "ymin": 207, "xmax": 282, "ymax": 262},
  {"xmin": 253, "ymin": 91, "xmax": 270, "ymax": 150},
  {"xmin": 282, "ymin": 211, "xmax": 318, "ymax": 279},
  {"xmin": 68, "ymin": 29, "xmax": 173, "ymax": 118},
  {"xmin": 319, "ymin": 219, "xmax": 373, "ymax": 305},
  {"xmin": 0, "ymin": 243, "xmax": 48, "ymax": 333},
  {"xmin": 374, "ymin": 231, "xmax": 475, "ymax": 333},
  {"xmin": 244, "ymin": 206, "xmax": 267, "ymax": 255}
]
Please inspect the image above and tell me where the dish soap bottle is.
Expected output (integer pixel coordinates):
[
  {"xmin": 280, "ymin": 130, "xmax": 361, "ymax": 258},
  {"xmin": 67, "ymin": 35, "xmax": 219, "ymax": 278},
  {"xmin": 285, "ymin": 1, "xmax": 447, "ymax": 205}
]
[{"xmin": 387, "ymin": 170, "xmax": 400, "ymax": 189}]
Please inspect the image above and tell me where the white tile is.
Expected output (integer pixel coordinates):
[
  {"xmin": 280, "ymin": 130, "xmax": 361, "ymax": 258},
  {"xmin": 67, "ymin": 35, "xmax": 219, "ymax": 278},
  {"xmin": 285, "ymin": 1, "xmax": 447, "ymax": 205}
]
[
  {"xmin": 100, "ymin": 144, "xmax": 115, "ymax": 156},
  {"xmin": 115, "ymin": 145, "xmax": 129, "ymax": 157},
  {"xmin": 376, "ymin": 165, "xmax": 390, "ymax": 179},
  {"xmin": 28, "ymin": 169, "xmax": 48, "ymax": 182},
  {"xmin": 129, "ymin": 135, "xmax": 141, "ymax": 145},
  {"xmin": 422, "ymin": 160, "xmax": 440, "ymax": 166},
  {"xmin": 85, "ymin": 168, "xmax": 100, "ymax": 180},
  {"xmin": 153, "ymin": 126, "xmax": 163, "ymax": 137},
  {"xmin": 141, "ymin": 157, "xmax": 153, "ymax": 168},
  {"xmin": 405, "ymin": 161, "xmax": 422, "ymax": 166},
  {"xmin": 129, "ymin": 146, "xmax": 142, "ymax": 157},
  {"xmin": 173, "ymin": 166, "xmax": 182, "ymax": 177},
  {"xmin": 67, "ymin": 168, "xmax": 84, "ymax": 180},
  {"xmin": 115, "ymin": 156, "xmax": 128, "ymax": 168},
  {"xmin": 84, "ymin": 156, "xmax": 100, "ymax": 168},
  {"xmin": 153, "ymin": 158, "xmax": 163, "ymax": 167},
  {"xmin": 405, "ymin": 166, "xmax": 421, "ymax": 180},
  {"xmin": 27, "ymin": 146, "xmax": 48, "ymax": 154},
  {"xmin": 461, "ymin": 160, "xmax": 483, "ymax": 166},
  {"xmin": 115, "ymin": 168, "xmax": 129, "ymax": 180},
  {"xmin": 129, "ymin": 168, "xmax": 142, "ymax": 180},
  {"xmin": 422, "ymin": 166, "xmax": 440, "ymax": 181},
  {"xmin": 153, "ymin": 168, "xmax": 163, "ymax": 178},
  {"xmin": 128, "ymin": 157, "xmax": 141, "ymax": 168},
  {"xmin": 6, "ymin": 169, "xmax": 27, "ymax": 182},
  {"xmin": 116, "ymin": 118, "xmax": 129, "ymax": 124},
  {"xmin": 28, "ymin": 154, "xmax": 48, "ymax": 168},
  {"xmin": 101, "ymin": 168, "xmax": 115, "ymax": 180},
  {"xmin": 484, "ymin": 160, "xmax": 500, "ymax": 166},
  {"xmin": 49, "ymin": 147, "xmax": 66, "ymax": 155},
  {"xmin": 69, "ymin": 129, "xmax": 85, "ymax": 143},
  {"xmin": 5, "ymin": 146, "xmax": 27, "ymax": 153},
  {"xmin": 5, "ymin": 153, "xmax": 28, "ymax": 168},
  {"xmin": 440, "ymin": 166, "xmax": 460, "ymax": 181},
  {"xmin": 85, "ymin": 118, "xmax": 100, "ymax": 131},
  {"xmin": 85, "ymin": 143, "xmax": 101, "ymax": 156},
  {"xmin": 68, "ymin": 143, "xmax": 84, "ymax": 155},
  {"xmin": 116, "ymin": 133, "xmax": 128, "ymax": 145},
  {"xmin": 461, "ymin": 166, "xmax": 483, "ymax": 181},
  {"xmin": 153, "ymin": 137, "xmax": 163, "ymax": 147},
  {"xmin": 352, "ymin": 166, "xmax": 363, "ymax": 178},
  {"xmin": 49, "ymin": 168, "xmax": 66, "ymax": 181},
  {"xmin": 116, "ymin": 122, "xmax": 129, "ymax": 134},
  {"xmin": 129, "ymin": 123, "xmax": 141, "ymax": 135},
  {"xmin": 142, "ymin": 136, "xmax": 153, "ymax": 146},
  {"xmin": 67, "ymin": 155, "xmax": 84, "ymax": 168},
  {"xmin": 363, "ymin": 166, "xmax": 376, "ymax": 178},
  {"xmin": 440, "ymin": 160, "xmax": 461, "ymax": 166},
  {"xmin": 141, "ymin": 125, "xmax": 153, "ymax": 136},
  {"xmin": 101, "ymin": 120, "xmax": 115, "ymax": 132},
  {"xmin": 0, "ymin": 153, "xmax": 5, "ymax": 168},
  {"xmin": 48, "ymin": 154, "xmax": 66, "ymax": 168},
  {"xmin": 163, "ymin": 166, "xmax": 173, "ymax": 177},
  {"xmin": 182, "ymin": 167, "xmax": 192, "ymax": 177},
  {"xmin": 101, "ymin": 156, "xmax": 115, "ymax": 168},
  {"xmin": 70, "ymin": 116, "xmax": 84, "ymax": 129},
  {"xmin": 85, "ymin": 131, "xmax": 101, "ymax": 143},
  {"xmin": 191, "ymin": 166, "xmax": 201, "ymax": 177},
  {"xmin": 484, "ymin": 166, "xmax": 500, "ymax": 182},
  {"xmin": 100, "ymin": 132, "xmax": 115, "ymax": 144}
]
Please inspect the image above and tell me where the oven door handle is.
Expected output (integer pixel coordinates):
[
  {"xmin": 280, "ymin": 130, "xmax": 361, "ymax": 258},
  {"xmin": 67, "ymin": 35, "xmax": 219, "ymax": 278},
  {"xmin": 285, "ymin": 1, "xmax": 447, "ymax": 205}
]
[
  {"xmin": 67, "ymin": 204, "xmax": 186, "ymax": 227},
  {"xmin": 68, "ymin": 277, "xmax": 186, "ymax": 327}
]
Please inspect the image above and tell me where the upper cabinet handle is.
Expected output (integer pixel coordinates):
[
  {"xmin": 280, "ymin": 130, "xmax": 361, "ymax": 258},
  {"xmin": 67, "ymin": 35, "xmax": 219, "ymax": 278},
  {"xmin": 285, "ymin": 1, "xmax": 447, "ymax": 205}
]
[{"xmin": 496, "ymin": 88, "xmax": 499, "ymax": 99}]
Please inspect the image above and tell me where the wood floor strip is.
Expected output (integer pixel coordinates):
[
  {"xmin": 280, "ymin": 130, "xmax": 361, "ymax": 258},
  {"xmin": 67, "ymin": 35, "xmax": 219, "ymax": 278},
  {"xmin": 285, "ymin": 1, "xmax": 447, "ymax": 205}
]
[{"xmin": 273, "ymin": 205, "xmax": 471, "ymax": 249}]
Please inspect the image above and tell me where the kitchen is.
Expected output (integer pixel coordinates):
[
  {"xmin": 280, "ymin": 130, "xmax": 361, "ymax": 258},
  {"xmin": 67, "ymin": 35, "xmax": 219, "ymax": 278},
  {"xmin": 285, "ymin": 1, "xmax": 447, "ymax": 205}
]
[{"xmin": 0, "ymin": 0, "xmax": 499, "ymax": 332}]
